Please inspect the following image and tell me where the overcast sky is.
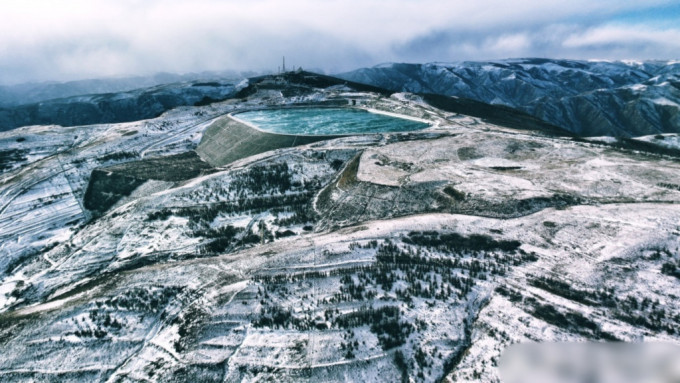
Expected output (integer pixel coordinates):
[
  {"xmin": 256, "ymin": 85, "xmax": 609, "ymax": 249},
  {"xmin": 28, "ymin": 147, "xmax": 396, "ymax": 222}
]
[{"xmin": 1, "ymin": 0, "xmax": 679, "ymax": 84}]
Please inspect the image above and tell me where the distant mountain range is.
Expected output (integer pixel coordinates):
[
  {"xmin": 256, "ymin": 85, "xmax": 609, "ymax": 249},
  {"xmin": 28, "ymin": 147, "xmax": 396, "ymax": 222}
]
[
  {"xmin": 338, "ymin": 58, "xmax": 680, "ymax": 137},
  {"xmin": 2, "ymin": 59, "xmax": 678, "ymax": 137},
  {"xmin": 0, "ymin": 71, "xmax": 258, "ymax": 132},
  {"xmin": 0, "ymin": 80, "xmax": 241, "ymax": 131}
]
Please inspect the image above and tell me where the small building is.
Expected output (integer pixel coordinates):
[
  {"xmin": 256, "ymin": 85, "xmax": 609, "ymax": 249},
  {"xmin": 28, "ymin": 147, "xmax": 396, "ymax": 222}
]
[{"xmin": 346, "ymin": 97, "xmax": 366, "ymax": 106}]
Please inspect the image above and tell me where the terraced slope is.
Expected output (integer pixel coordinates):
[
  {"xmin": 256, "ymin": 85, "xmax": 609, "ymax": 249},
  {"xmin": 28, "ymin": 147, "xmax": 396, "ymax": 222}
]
[{"xmin": 0, "ymin": 73, "xmax": 679, "ymax": 383}]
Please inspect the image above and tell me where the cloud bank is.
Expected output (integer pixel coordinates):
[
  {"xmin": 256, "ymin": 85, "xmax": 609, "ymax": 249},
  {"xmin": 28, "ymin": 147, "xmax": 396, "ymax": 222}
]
[{"xmin": 0, "ymin": 0, "xmax": 679, "ymax": 84}]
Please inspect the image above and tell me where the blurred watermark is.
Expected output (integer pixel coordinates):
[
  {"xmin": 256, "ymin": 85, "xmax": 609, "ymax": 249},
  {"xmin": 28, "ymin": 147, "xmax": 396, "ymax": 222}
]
[{"xmin": 499, "ymin": 342, "xmax": 680, "ymax": 383}]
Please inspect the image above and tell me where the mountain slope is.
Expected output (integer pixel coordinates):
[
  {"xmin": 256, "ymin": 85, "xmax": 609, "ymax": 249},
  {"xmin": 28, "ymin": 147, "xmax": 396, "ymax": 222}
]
[
  {"xmin": 0, "ymin": 71, "xmax": 252, "ymax": 107},
  {"xmin": 338, "ymin": 59, "xmax": 680, "ymax": 137},
  {"xmin": 0, "ymin": 80, "xmax": 241, "ymax": 132},
  {"xmin": 0, "ymin": 73, "xmax": 679, "ymax": 382}
]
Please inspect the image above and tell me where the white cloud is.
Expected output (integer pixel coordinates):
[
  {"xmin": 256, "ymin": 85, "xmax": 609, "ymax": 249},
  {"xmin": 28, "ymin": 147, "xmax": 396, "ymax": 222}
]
[
  {"xmin": 563, "ymin": 25, "xmax": 680, "ymax": 48},
  {"xmin": 0, "ymin": 0, "xmax": 678, "ymax": 83},
  {"xmin": 485, "ymin": 33, "xmax": 531, "ymax": 54}
]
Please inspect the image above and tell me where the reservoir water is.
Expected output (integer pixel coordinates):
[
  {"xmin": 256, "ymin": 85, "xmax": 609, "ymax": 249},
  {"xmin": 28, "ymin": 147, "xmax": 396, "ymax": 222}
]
[{"xmin": 234, "ymin": 108, "xmax": 429, "ymax": 135}]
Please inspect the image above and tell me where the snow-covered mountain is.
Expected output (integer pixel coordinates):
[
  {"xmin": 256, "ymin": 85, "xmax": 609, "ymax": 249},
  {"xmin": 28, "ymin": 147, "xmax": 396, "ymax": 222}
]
[
  {"xmin": 338, "ymin": 59, "xmax": 680, "ymax": 137},
  {"xmin": 0, "ymin": 71, "xmax": 255, "ymax": 107},
  {"xmin": 0, "ymin": 72, "xmax": 679, "ymax": 382},
  {"xmin": 0, "ymin": 79, "xmax": 242, "ymax": 132}
]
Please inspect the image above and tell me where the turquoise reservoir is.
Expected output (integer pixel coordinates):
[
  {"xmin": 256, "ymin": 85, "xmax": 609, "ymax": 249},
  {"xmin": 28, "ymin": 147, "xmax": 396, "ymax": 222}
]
[{"xmin": 234, "ymin": 108, "xmax": 429, "ymax": 135}]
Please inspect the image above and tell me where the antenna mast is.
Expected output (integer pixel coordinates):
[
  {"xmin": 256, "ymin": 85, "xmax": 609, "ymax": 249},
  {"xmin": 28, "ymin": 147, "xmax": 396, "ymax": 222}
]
[{"xmin": 282, "ymin": 56, "xmax": 286, "ymax": 73}]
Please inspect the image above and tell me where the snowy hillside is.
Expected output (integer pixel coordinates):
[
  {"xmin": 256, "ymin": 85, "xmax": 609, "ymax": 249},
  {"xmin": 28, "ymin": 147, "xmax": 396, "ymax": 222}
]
[
  {"xmin": 338, "ymin": 59, "xmax": 680, "ymax": 137},
  {"xmin": 0, "ymin": 80, "xmax": 242, "ymax": 132},
  {"xmin": 0, "ymin": 72, "xmax": 679, "ymax": 382}
]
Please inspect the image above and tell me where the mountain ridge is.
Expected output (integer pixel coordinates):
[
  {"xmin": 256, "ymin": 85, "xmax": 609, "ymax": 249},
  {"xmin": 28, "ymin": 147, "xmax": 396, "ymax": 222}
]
[{"xmin": 338, "ymin": 58, "xmax": 680, "ymax": 137}]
